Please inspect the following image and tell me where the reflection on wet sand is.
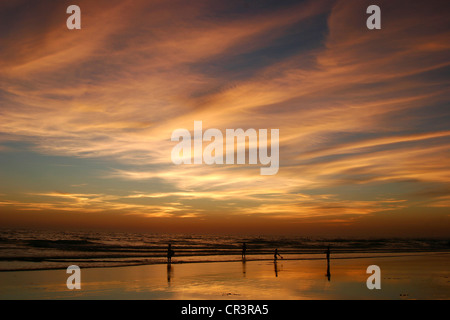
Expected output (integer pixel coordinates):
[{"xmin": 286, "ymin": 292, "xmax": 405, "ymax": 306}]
[
  {"xmin": 326, "ymin": 246, "xmax": 331, "ymax": 282},
  {"xmin": 167, "ymin": 264, "xmax": 174, "ymax": 286},
  {"xmin": 326, "ymin": 263, "xmax": 331, "ymax": 282}
]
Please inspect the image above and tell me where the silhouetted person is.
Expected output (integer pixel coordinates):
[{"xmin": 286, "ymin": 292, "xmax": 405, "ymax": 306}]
[
  {"xmin": 242, "ymin": 242, "xmax": 247, "ymax": 260},
  {"xmin": 325, "ymin": 245, "xmax": 331, "ymax": 281},
  {"xmin": 167, "ymin": 244, "xmax": 175, "ymax": 264},
  {"xmin": 273, "ymin": 248, "xmax": 282, "ymax": 262},
  {"xmin": 242, "ymin": 259, "xmax": 246, "ymax": 278}
]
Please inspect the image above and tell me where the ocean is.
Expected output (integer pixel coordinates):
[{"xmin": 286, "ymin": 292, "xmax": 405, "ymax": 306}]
[{"xmin": 0, "ymin": 229, "xmax": 448, "ymax": 271}]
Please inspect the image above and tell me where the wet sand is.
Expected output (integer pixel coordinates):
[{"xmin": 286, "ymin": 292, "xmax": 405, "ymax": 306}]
[{"xmin": 0, "ymin": 252, "xmax": 448, "ymax": 300}]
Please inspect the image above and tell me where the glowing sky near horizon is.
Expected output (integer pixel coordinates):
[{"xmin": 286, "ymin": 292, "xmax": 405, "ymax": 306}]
[{"xmin": 0, "ymin": 0, "xmax": 449, "ymax": 236}]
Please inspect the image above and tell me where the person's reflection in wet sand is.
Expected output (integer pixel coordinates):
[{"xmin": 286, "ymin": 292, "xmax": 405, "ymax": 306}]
[
  {"xmin": 326, "ymin": 245, "xmax": 331, "ymax": 281},
  {"xmin": 274, "ymin": 261, "xmax": 278, "ymax": 277},
  {"xmin": 242, "ymin": 259, "xmax": 246, "ymax": 278},
  {"xmin": 167, "ymin": 263, "xmax": 174, "ymax": 286},
  {"xmin": 326, "ymin": 262, "xmax": 331, "ymax": 281}
]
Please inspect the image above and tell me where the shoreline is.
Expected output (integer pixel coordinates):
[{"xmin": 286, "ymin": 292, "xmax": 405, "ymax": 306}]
[{"xmin": 0, "ymin": 251, "xmax": 448, "ymax": 273}]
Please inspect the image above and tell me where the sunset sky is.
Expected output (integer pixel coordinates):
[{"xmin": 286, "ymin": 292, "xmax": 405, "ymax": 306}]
[{"xmin": 0, "ymin": 0, "xmax": 449, "ymax": 236}]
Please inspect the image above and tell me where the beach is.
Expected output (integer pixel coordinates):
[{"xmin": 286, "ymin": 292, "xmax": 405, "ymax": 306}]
[{"xmin": 0, "ymin": 252, "xmax": 448, "ymax": 300}]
